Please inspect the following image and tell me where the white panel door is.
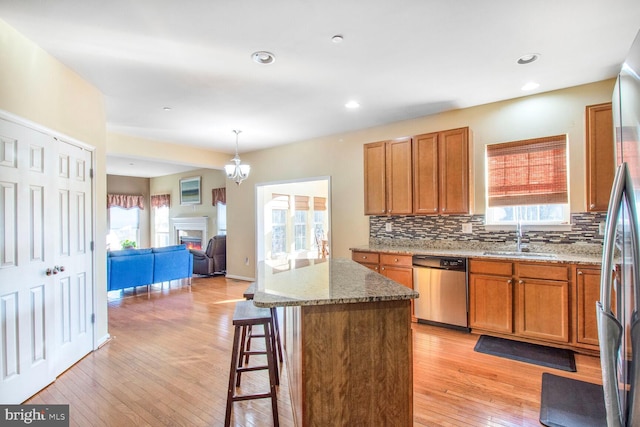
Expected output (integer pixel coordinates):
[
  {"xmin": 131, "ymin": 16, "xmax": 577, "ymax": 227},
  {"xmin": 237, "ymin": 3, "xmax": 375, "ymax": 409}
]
[
  {"xmin": 52, "ymin": 139, "xmax": 93, "ymax": 377},
  {"xmin": 0, "ymin": 118, "xmax": 94, "ymax": 403}
]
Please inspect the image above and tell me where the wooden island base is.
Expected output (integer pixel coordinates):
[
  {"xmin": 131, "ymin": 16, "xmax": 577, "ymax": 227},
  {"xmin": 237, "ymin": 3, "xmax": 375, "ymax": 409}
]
[{"xmin": 284, "ymin": 299, "xmax": 413, "ymax": 426}]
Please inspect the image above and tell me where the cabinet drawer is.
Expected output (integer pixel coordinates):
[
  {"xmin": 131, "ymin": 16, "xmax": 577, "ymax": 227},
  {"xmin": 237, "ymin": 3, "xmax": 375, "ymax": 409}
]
[
  {"xmin": 470, "ymin": 259, "xmax": 513, "ymax": 276},
  {"xmin": 380, "ymin": 253, "xmax": 412, "ymax": 267},
  {"xmin": 352, "ymin": 251, "xmax": 379, "ymax": 264},
  {"xmin": 517, "ymin": 263, "xmax": 569, "ymax": 281}
]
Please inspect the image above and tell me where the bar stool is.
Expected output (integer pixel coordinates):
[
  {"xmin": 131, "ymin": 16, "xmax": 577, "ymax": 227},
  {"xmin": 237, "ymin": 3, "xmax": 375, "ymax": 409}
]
[
  {"xmin": 225, "ymin": 300, "xmax": 279, "ymax": 427},
  {"xmin": 242, "ymin": 284, "xmax": 283, "ymax": 372}
]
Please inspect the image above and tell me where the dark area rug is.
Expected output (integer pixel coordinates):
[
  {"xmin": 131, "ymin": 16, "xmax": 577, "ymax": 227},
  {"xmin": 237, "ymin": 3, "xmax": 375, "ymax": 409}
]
[
  {"xmin": 474, "ymin": 335, "xmax": 576, "ymax": 372},
  {"xmin": 539, "ymin": 373, "xmax": 606, "ymax": 427}
]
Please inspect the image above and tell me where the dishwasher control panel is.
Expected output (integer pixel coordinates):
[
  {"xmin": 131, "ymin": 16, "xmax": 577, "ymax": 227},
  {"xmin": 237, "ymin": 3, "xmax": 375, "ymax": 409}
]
[{"xmin": 412, "ymin": 255, "xmax": 467, "ymax": 271}]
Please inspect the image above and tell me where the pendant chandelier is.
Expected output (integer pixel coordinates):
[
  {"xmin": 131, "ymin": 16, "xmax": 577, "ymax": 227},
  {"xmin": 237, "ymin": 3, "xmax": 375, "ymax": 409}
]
[{"xmin": 224, "ymin": 130, "xmax": 251, "ymax": 185}]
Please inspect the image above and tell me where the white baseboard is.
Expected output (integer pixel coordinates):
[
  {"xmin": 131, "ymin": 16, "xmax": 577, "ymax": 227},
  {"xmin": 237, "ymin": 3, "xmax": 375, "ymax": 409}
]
[
  {"xmin": 95, "ymin": 334, "xmax": 111, "ymax": 350},
  {"xmin": 224, "ymin": 274, "xmax": 255, "ymax": 282}
]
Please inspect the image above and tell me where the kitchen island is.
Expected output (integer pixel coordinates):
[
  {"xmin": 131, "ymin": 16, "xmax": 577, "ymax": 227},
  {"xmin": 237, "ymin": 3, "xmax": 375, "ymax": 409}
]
[{"xmin": 253, "ymin": 258, "xmax": 418, "ymax": 426}]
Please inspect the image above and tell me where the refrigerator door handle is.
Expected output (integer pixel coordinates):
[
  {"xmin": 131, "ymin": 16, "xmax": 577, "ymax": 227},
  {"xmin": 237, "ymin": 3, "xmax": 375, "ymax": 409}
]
[{"xmin": 599, "ymin": 163, "xmax": 627, "ymax": 427}]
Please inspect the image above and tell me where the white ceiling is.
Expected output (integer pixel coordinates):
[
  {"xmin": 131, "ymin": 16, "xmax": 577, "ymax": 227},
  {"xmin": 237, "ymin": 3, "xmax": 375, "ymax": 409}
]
[{"xmin": 2, "ymin": 0, "xmax": 640, "ymax": 177}]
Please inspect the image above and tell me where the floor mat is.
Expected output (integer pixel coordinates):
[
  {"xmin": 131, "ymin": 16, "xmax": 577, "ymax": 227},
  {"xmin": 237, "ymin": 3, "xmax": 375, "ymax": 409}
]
[
  {"xmin": 539, "ymin": 373, "xmax": 606, "ymax": 427},
  {"xmin": 474, "ymin": 335, "xmax": 576, "ymax": 372}
]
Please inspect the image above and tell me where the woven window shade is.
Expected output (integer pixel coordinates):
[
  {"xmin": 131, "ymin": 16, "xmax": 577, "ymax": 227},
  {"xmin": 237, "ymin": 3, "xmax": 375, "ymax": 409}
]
[
  {"xmin": 487, "ymin": 135, "xmax": 568, "ymax": 207},
  {"xmin": 295, "ymin": 195, "xmax": 309, "ymax": 211},
  {"xmin": 272, "ymin": 193, "xmax": 289, "ymax": 210},
  {"xmin": 314, "ymin": 197, "xmax": 327, "ymax": 211}
]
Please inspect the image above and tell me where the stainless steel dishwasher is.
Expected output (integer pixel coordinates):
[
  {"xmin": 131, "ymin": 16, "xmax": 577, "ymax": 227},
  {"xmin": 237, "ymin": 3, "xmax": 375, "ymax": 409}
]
[{"xmin": 412, "ymin": 255, "xmax": 468, "ymax": 329}]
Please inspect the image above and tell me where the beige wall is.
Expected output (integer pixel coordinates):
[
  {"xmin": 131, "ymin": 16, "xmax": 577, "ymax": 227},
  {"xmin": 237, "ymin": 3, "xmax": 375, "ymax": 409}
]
[
  {"xmin": 0, "ymin": 19, "xmax": 109, "ymax": 344},
  {"xmin": 108, "ymin": 132, "xmax": 231, "ymax": 169},
  {"xmin": 150, "ymin": 168, "xmax": 227, "ymax": 241},
  {"xmin": 227, "ymin": 79, "xmax": 616, "ymax": 280}
]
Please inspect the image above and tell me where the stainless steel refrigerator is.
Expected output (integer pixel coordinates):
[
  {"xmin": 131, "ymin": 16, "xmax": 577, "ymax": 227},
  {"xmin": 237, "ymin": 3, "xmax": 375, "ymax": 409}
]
[{"xmin": 598, "ymin": 29, "xmax": 640, "ymax": 427}]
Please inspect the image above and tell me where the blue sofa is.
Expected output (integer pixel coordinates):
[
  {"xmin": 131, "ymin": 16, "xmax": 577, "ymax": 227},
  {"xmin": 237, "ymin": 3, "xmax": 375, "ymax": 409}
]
[{"xmin": 107, "ymin": 244, "xmax": 193, "ymax": 292}]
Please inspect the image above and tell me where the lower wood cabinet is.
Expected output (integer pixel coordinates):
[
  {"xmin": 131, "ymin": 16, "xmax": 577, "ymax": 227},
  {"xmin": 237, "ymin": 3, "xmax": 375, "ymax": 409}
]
[
  {"xmin": 575, "ymin": 266, "xmax": 602, "ymax": 349},
  {"xmin": 469, "ymin": 260, "xmax": 513, "ymax": 333},
  {"xmin": 352, "ymin": 250, "xmax": 414, "ymax": 320},
  {"xmin": 470, "ymin": 259, "xmax": 571, "ymax": 345},
  {"xmin": 515, "ymin": 263, "xmax": 570, "ymax": 343},
  {"xmin": 379, "ymin": 253, "xmax": 413, "ymax": 289},
  {"xmin": 351, "ymin": 250, "xmax": 379, "ymax": 272}
]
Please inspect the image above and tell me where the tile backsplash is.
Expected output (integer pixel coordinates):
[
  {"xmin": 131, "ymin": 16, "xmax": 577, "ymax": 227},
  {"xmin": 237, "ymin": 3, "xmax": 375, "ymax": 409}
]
[{"xmin": 369, "ymin": 212, "xmax": 606, "ymax": 255}]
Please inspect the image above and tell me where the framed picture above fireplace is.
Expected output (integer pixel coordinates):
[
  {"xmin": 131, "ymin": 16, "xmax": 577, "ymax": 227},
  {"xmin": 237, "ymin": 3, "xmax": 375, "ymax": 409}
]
[{"xmin": 180, "ymin": 176, "xmax": 201, "ymax": 205}]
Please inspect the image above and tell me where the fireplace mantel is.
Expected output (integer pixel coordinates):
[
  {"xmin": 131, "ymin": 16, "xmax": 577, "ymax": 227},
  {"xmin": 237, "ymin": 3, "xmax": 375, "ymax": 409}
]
[{"xmin": 171, "ymin": 216, "xmax": 208, "ymax": 245}]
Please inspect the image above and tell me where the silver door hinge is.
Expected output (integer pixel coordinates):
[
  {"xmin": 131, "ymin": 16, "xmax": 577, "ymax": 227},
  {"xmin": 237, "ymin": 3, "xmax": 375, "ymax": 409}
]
[
  {"xmin": 91, "ymin": 313, "xmax": 95, "ymax": 324},
  {"xmin": 90, "ymin": 168, "xmax": 94, "ymax": 179},
  {"xmin": 90, "ymin": 241, "xmax": 94, "ymax": 251}
]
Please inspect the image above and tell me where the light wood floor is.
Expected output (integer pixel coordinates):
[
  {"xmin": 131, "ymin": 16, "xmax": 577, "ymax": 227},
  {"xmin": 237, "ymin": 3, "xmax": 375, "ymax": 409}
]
[{"xmin": 26, "ymin": 275, "xmax": 602, "ymax": 426}]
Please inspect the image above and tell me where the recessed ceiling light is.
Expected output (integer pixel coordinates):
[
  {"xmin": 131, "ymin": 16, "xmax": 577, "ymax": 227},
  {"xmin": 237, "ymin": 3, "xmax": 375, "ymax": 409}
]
[
  {"xmin": 163, "ymin": 107, "xmax": 172, "ymax": 111},
  {"xmin": 332, "ymin": 35, "xmax": 344, "ymax": 44},
  {"xmin": 345, "ymin": 100, "xmax": 360, "ymax": 109},
  {"xmin": 517, "ymin": 53, "xmax": 540, "ymax": 65},
  {"xmin": 252, "ymin": 51, "xmax": 276, "ymax": 65},
  {"xmin": 521, "ymin": 81, "xmax": 540, "ymax": 91}
]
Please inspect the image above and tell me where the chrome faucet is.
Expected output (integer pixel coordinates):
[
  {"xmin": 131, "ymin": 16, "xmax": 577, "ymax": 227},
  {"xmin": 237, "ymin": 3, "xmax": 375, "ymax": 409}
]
[{"xmin": 516, "ymin": 219, "xmax": 529, "ymax": 252}]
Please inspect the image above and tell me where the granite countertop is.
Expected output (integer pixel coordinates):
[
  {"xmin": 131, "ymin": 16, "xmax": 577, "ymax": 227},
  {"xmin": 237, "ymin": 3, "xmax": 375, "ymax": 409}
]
[
  {"xmin": 351, "ymin": 242, "xmax": 603, "ymax": 265},
  {"xmin": 252, "ymin": 258, "xmax": 419, "ymax": 308}
]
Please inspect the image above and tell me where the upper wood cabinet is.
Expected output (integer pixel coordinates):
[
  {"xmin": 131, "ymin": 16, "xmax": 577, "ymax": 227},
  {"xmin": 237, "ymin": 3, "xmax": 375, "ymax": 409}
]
[
  {"xmin": 586, "ymin": 102, "xmax": 614, "ymax": 212},
  {"xmin": 413, "ymin": 127, "xmax": 470, "ymax": 214},
  {"xmin": 364, "ymin": 138, "xmax": 413, "ymax": 215}
]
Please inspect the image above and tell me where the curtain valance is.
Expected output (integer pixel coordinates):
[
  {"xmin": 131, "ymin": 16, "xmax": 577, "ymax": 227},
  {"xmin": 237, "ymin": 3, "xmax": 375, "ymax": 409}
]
[
  {"xmin": 151, "ymin": 194, "xmax": 170, "ymax": 208},
  {"xmin": 107, "ymin": 194, "xmax": 145, "ymax": 210},
  {"xmin": 212, "ymin": 188, "xmax": 226, "ymax": 205}
]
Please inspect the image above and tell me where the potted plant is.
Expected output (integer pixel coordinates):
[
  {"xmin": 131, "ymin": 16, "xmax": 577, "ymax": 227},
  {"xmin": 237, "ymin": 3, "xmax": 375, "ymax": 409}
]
[{"xmin": 121, "ymin": 240, "xmax": 137, "ymax": 249}]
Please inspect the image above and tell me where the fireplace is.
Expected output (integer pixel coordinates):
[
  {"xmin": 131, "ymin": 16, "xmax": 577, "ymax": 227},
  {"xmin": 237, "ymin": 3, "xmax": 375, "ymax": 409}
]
[
  {"xmin": 180, "ymin": 236, "xmax": 202, "ymax": 250},
  {"xmin": 171, "ymin": 216, "xmax": 208, "ymax": 249}
]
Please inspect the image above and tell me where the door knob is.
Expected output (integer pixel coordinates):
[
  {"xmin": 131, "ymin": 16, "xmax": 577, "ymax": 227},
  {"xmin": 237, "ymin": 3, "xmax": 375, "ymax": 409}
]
[{"xmin": 46, "ymin": 265, "xmax": 65, "ymax": 276}]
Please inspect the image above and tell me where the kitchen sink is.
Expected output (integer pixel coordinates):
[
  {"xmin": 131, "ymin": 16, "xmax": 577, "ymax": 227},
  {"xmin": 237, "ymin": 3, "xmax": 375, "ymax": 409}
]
[{"xmin": 482, "ymin": 251, "xmax": 558, "ymax": 259}]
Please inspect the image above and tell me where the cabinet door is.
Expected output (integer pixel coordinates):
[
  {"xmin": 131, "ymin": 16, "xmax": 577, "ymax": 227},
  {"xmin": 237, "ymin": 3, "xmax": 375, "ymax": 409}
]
[
  {"xmin": 586, "ymin": 103, "xmax": 614, "ymax": 212},
  {"xmin": 516, "ymin": 278, "xmax": 569, "ymax": 343},
  {"xmin": 386, "ymin": 139, "xmax": 413, "ymax": 214},
  {"xmin": 412, "ymin": 132, "xmax": 439, "ymax": 214},
  {"xmin": 576, "ymin": 267, "xmax": 601, "ymax": 347},
  {"xmin": 439, "ymin": 127, "xmax": 469, "ymax": 214},
  {"xmin": 381, "ymin": 266, "xmax": 413, "ymax": 289},
  {"xmin": 352, "ymin": 251, "xmax": 380, "ymax": 272},
  {"xmin": 364, "ymin": 141, "xmax": 387, "ymax": 215},
  {"xmin": 469, "ymin": 274, "xmax": 513, "ymax": 333}
]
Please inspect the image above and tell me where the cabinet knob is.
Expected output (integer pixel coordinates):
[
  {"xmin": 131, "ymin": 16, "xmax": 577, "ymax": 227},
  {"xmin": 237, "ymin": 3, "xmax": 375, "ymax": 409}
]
[
  {"xmin": 433, "ymin": 208, "xmax": 437, "ymax": 212},
  {"xmin": 519, "ymin": 280, "xmax": 524, "ymax": 285},
  {"xmin": 381, "ymin": 267, "xmax": 385, "ymax": 271},
  {"xmin": 590, "ymin": 204, "xmax": 596, "ymax": 209},
  {"xmin": 394, "ymin": 258, "xmax": 399, "ymax": 262},
  {"xmin": 577, "ymin": 270, "xmax": 583, "ymax": 275},
  {"xmin": 507, "ymin": 279, "xmax": 513, "ymax": 285}
]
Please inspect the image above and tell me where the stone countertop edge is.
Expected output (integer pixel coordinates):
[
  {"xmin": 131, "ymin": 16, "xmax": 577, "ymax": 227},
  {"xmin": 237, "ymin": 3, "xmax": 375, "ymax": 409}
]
[
  {"xmin": 350, "ymin": 244, "xmax": 603, "ymax": 265},
  {"xmin": 252, "ymin": 258, "xmax": 418, "ymax": 308}
]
